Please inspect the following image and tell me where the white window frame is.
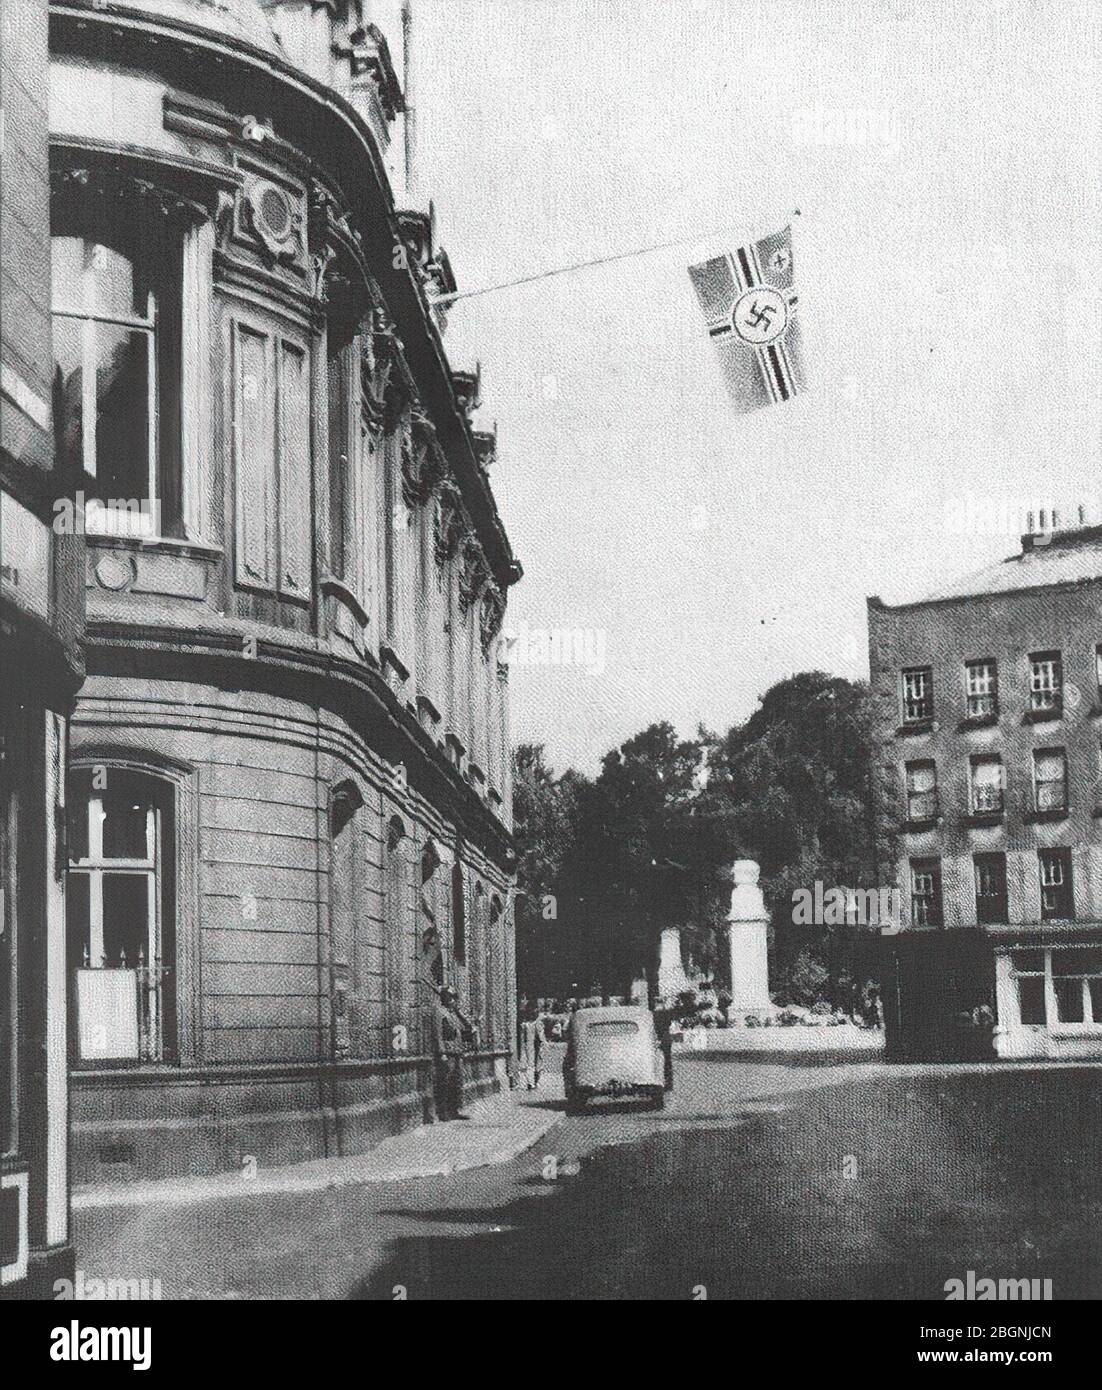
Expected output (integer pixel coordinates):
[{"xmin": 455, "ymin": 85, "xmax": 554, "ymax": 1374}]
[
  {"xmin": 910, "ymin": 859, "xmax": 942, "ymax": 927},
  {"xmin": 901, "ymin": 667, "xmax": 933, "ymax": 724},
  {"xmin": 1029, "ymin": 653, "xmax": 1061, "ymax": 713},
  {"xmin": 69, "ymin": 784, "xmax": 163, "ymax": 1060},
  {"xmin": 904, "ymin": 760, "xmax": 937, "ymax": 821},
  {"xmin": 969, "ymin": 755, "xmax": 1004, "ymax": 813},
  {"xmin": 51, "ymin": 238, "xmax": 159, "ymax": 537},
  {"xmin": 1011, "ymin": 947, "xmax": 1102, "ymax": 1033},
  {"xmin": 974, "ymin": 853, "xmax": 1008, "ymax": 923},
  {"xmin": 1038, "ymin": 848, "xmax": 1073, "ymax": 921},
  {"xmin": 965, "ymin": 658, "xmax": 998, "ymax": 718},
  {"xmin": 1032, "ymin": 748, "xmax": 1067, "ymax": 812}
]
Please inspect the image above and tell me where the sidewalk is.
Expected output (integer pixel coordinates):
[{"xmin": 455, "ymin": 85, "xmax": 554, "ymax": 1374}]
[{"xmin": 72, "ymin": 1091, "xmax": 561, "ymax": 1211}]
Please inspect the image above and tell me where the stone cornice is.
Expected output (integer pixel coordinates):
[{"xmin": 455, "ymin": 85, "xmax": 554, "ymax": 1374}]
[{"xmin": 82, "ymin": 617, "xmax": 515, "ymax": 858}]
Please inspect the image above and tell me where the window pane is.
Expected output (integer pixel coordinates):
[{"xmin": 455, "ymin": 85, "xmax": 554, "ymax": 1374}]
[
  {"xmin": 1054, "ymin": 976, "xmax": 1085, "ymax": 1023},
  {"xmin": 1090, "ymin": 978, "xmax": 1102, "ymax": 1024},
  {"xmin": 52, "ymin": 314, "xmax": 86, "ymax": 473},
  {"xmin": 1018, "ymin": 976, "xmax": 1046, "ymax": 1025},
  {"xmin": 1034, "ymin": 750, "xmax": 1064, "ymax": 780},
  {"xmin": 1051, "ymin": 947, "xmax": 1102, "ymax": 976},
  {"xmin": 101, "ymin": 873, "xmax": 149, "ymax": 967},
  {"xmin": 66, "ymin": 871, "xmax": 91, "ymax": 970},
  {"xmin": 51, "ymin": 236, "xmax": 86, "ymax": 310},
  {"xmin": 101, "ymin": 780, "xmax": 152, "ymax": 860},
  {"xmin": 67, "ymin": 794, "xmax": 89, "ymax": 862},
  {"xmin": 94, "ymin": 323, "xmax": 151, "ymax": 500},
  {"xmin": 88, "ymin": 241, "xmax": 145, "ymax": 319},
  {"xmin": 1012, "ymin": 950, "xmax": 1044, "ymax": 974},
  {"xmin": 908, "ymin": 763, "xmax": 935, "ymax": 792}
]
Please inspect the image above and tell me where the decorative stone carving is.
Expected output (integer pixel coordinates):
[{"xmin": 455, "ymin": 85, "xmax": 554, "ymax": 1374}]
[
  {"xmin": 479, "ymin": 582, "xmax": 505, "ymax": 654},
  {"xmin": 401, "ymin": 411, "xmax": 446, "ymax": 506},
  {"xmin": 433, "ymin": 480, "xmax": 466, "ymax": 565},
  {"xmin": 347, "ymin": 23, "xmax": 404, "ymax": 125},
  {"xmin": 238, "ymin": 173, "xmax": 306, "ymax": 268},
  {"xmin": 458, "ymin": 534, "xmax": 490, "ymax": 614},
  {"xmin": 472, "ymin": 424, "xmax": 497, "ymax": 473},
  {"xmin": 451, "ymin": 364, "xmax": 481, "ymax": 418},
  {"xmin": 395, "ymin": 205, "xmax": 455, "ymax": 297}
]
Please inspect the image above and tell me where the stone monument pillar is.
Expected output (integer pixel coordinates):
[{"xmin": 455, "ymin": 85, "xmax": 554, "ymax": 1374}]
[
  {"xmin": 727, "ymin": 859, "xmax": 773, "ymax": 1020},
  {"xmin": 657, "ymin": 926, "xmax": 693, "ymax": 1001}
]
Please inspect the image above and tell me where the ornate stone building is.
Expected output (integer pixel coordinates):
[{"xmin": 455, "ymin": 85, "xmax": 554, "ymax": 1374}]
[
  {"xmin": 46, "ymin": 0, "xmax": 520, "ymax": 1181},
  {"xmin": 2, "ymin": 0, "xmax": 83, "ymax": 1295}
]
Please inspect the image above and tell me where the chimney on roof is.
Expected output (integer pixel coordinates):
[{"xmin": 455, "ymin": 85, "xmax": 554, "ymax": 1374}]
[{"xmin": 1021, "ymin": 500, "xmax": 1092, "ymax": 552}]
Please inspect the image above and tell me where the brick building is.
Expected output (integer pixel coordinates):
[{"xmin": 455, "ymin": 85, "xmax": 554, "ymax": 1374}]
[
  {"xmin": 42, "ymin": 0, "xmax": 520, "ymax": 1183},
  {"xmin": 868, "ymin": 523, "xmax": 1102, "ymax": 1062},
  {"xmin": 1, "ymin": 0, "xmax": 84, "ymax": 1296}
]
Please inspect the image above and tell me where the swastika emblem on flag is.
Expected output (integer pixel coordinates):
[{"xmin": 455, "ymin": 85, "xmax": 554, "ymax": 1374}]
[{"xmin": 688, "ymin": 224, "xmax": 806, "ymax": 414}]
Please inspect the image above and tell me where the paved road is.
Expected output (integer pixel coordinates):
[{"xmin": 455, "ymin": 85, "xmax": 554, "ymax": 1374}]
[{"xmin": 75, "ymin": 1051, "xmax": 1102, "ymax": 1299}]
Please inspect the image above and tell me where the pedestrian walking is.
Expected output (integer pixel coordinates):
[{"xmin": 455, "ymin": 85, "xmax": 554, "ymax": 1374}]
[{"xmin": 517, "ymin": 999, "xmax": 546, "ymax": 1090}]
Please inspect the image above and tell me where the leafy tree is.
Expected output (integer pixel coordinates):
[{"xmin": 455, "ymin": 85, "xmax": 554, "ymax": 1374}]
[
  {"xmin": 511, "ymin": 673, "xmax": 879, "ymax": 1012},
  {"xmin": 512, "ymin": 744, "xmax": 584, "ymax": 997},
  {"xmin": 711, "ymin": 672, "xmax": 877, "ymax": 1008}
]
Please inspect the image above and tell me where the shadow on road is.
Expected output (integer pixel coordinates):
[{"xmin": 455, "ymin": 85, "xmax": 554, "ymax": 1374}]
[{"xmin": 351, "ymin": 1068, "xmax": 1102, "ymax": 1301}]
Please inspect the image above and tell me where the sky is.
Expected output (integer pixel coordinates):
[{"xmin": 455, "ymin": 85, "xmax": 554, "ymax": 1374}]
[{"xmin": 409, "ymin": 0, "xmax": 1102, "ymax": 776}]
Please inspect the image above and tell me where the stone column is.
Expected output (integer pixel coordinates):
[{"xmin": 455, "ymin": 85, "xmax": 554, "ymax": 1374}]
[
  {"xmin": 727, "ymin": 859, "xmax": 773, "ymax": 1019},
  {"xmin": 657, "ymin": 927, "xmax": 693, "ymax": 1001}
]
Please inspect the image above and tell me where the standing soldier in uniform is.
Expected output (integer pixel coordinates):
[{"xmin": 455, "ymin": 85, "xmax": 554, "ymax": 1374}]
[{"xmin": 431, "ymin": 985, "xmax": 471, "ymax": 1120}]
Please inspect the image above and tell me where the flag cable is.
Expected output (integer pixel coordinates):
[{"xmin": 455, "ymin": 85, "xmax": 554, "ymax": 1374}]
[{"xmin": 428, "ymin": 210, "xmax": 801, "ymax": 309}]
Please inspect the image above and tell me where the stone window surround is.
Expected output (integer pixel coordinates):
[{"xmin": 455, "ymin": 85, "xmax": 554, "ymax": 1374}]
[{"xmin": 67, "ymin": 749, "xmax": 200, "ymax": 1069}]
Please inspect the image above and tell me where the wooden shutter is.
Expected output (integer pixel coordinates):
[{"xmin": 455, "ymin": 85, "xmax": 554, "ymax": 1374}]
[
  {"xmin": 277, "ymin": 339, "xmax": 312, "ymax": 599},
  {"xmin": 233, "ymin": 322, "xmax": 275, "ymax": 589}
]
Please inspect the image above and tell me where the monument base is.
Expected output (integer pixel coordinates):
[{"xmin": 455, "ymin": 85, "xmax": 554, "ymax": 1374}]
[
  {"xmin": 725, "ymin": 1003, "xmax": 780, "ymax": 1027},
  {"xmin": 675, "ymin": 1022, "xmax": 885, "ymax": 1060}
]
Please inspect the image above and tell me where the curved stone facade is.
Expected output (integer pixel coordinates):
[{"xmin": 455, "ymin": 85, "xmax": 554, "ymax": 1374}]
[{"xmin": 47, "ymin": 0, "xmax": 519, "ymax": 1181}]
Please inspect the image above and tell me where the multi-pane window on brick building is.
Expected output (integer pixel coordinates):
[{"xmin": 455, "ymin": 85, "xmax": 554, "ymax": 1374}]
[
  {"xmin": 910, "ymin": 857, "xmax": 943, "ymax": 927},
  {"xmin": 904, "ymin": 760, "xmax": 938, "ymax": 822},
  {"xmin": 1032, "ymin": 748, "xmax": 1068, "ymax": 812},
  {"xmin": 969, "ymin": 755, "xmax": 1004, "ymax": 814},
  {"xmin": 901, "ymin": 666, "xmax": 933, "ymax": 724},
  {"xmin": 965, "ymin": 658, "xmax": 998, "ymax": 718},
  {"xmin": 1029, "ymin": 651, "xmax": 1062, "ymax": 715},
  {"xmin": 1039, "ymin": 848, "xmax": 1073, "ymax": 921},
  {"xmin": 974, "ymin": 852, "xmax": 1008, "ymax": 924}
]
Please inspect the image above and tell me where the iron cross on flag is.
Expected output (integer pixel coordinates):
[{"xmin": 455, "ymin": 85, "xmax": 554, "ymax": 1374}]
[{"xmin": 688, "ymin": 225, "xmax": 806, "ymax": 414}]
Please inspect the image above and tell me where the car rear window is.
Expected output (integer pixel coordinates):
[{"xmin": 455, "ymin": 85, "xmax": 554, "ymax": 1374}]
[{"xmin": 587, "ymin": 1020, "xmax": 639, "ymax": 1035}]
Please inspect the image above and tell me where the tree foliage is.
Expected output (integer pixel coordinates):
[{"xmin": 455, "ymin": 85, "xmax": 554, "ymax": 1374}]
[{"xmin": 511, "ymin": 672, "xmax": 878, "ymax": 1009}]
